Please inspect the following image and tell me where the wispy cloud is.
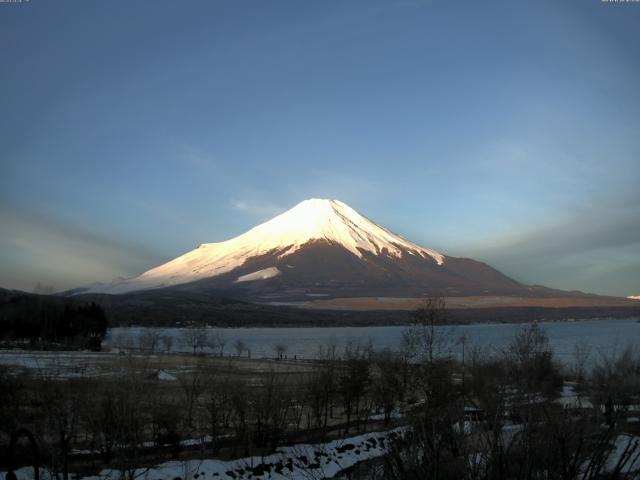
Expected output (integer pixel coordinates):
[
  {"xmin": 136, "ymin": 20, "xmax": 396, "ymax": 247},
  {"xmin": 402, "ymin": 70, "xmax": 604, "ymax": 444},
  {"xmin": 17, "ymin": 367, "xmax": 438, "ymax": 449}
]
[
  {"xmin": 0, "ymin": 205, "xmax": 167, "ymax": 292},
  {"xmin": 461, "ymin": 190, "xmax": 640, "ymax": 296},
  {"xmin": 229, "ymin": 199, "xmax": 283, "ymax": 218},
  {"xmin": 177, "ymin": 144, "xmax": 220, "ymax": 172}
]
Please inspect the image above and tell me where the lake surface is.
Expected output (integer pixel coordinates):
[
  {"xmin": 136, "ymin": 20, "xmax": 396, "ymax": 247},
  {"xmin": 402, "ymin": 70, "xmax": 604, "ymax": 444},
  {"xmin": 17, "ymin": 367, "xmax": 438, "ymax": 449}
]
[{"xmin": 105, "ymin": 317, "xmax": 640, "ymax": 365}]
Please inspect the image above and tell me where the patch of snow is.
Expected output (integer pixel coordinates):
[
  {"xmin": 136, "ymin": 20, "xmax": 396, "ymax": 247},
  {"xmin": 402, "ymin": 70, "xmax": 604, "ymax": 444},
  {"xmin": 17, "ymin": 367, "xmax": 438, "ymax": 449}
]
[
  {"xmin": 0, "ymin": 350, "xmax": 116, "ymax": 378},
  {"xmin": 3, "ymin": 428, "xmax": 406, "ymax": 480},
  {"xmin": 69, "ymin": 449, "xmax": 93, "ymax": 456},
  {"xmin": 501, "ymin": 424, "xmax": 525, "ymax": 448},
  {"xmin": 556, "ymin": 383, "xmax": 593, "ymax": 409},
  {"xmin": 454, "ymin": 420, "xmax": 476, "ymax": 435},
  {"xmin": 179, "ymin": 435, "xmax": 215, "ymax": 447},
  {"xmin": 235, "ymin": 267, "xmax": 281, "ymax": 283},
  {"xmin": 560, "ymin": 384, "xmax": 575, "ymax": 397},
  {"xmin": 84, "ymin": 199, "xmax": 445, "ymax": 294},
  {"xmin": 369, "ymin": 408, "xmax": 403, "ymax": 421},
  {"xmin": 604, "ymin": 434, "xmax": 640, "ymax": 474},
  {"xmin": 157, "ymin": 369, "xmax": 177, "ymax": 381},
  {"xmin": 468, "ymin": 452, "xmax": 485, "ymax": 467}
]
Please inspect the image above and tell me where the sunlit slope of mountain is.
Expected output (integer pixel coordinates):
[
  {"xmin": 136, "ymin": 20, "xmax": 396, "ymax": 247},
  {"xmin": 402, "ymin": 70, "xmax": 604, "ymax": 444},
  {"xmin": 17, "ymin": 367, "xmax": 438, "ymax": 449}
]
[
  {"xmin": 165, "ymin": 239, "xmax": 533, "ymax": 300},
  {"xmin": 85, "ymin": 198, "xmax": 567, "ymax": 300}
]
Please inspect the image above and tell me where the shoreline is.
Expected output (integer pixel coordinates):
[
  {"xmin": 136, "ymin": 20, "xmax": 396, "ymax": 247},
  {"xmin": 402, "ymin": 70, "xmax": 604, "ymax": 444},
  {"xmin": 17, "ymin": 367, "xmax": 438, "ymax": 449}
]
[{"xmin": 104, "ymin": 304, "xmax": 640, "ymax": 328}]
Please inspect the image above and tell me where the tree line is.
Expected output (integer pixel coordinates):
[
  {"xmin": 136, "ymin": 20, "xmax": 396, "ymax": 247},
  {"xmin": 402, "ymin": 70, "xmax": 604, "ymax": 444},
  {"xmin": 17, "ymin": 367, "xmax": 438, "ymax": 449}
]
[{"xmin": 0, "ymin": 292, "xmax": 108, "ymax": 350}]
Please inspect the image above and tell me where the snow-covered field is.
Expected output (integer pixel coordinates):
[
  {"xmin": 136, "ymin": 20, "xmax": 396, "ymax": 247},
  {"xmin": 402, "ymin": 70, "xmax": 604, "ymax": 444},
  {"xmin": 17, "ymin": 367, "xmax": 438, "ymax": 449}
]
[
  {"xmin": 604, "ymin": 434, "xmax": 640, "ymax": 474},
  {"xmin": 0, "ymin": 350, "xmax": 119, "ymax": 377}
]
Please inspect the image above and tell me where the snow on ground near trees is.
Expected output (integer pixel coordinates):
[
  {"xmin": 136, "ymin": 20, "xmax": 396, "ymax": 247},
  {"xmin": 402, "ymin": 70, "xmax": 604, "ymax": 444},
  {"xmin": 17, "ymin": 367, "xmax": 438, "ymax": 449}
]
[
  {"xmin": 0, "ymin": 351, "xmax": 199, "ymax": 379},
  {"xmin": 605, "ymin": 434, "xmax": 640, "ymax": 474},
  {"xmin": 555, "ymin": 383, "xmax": 594, "ymax": 409},
  {"xmin": 368, "ymin": 408, "xmax": 402, "ymax": 421},
  {"xmin": 0, "ymin": 350, "xmax": 117, "ymax": 377},
  {"xmin": 157, "ymin": 369, "xmax": 177, "ymax": 381},
  {"xmin": 5, "ymin": 428, "xmax": 405, "ymax": 480}
]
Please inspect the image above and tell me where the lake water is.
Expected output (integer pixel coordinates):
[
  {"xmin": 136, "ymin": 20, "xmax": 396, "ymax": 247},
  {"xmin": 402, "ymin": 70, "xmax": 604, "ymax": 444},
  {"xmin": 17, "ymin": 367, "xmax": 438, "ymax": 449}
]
[{"xmin": 105, "ymin": 317, "xmax": 640, "ymax": 365}]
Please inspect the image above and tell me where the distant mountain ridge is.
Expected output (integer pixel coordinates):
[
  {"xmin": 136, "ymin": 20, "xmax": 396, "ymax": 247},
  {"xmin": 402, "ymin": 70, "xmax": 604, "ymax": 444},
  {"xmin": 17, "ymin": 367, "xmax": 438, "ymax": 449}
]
[{"xmin": 80, "ymin": 199, "xmax": 599, "ymax": 301}]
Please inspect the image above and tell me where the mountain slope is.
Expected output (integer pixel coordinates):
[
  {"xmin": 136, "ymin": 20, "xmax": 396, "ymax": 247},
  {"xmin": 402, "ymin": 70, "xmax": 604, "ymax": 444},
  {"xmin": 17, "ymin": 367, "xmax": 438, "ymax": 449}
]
[
  {"xmin": 84, "ymin": 198, "xmax": 561, "ymax": 300},
  {"xmin": 165, "ymin": 239, "xmax": 532, "ymax": 300},
  {"xmin": 87, "ymin": 199, "xmax": 446, "ymax": 294}
]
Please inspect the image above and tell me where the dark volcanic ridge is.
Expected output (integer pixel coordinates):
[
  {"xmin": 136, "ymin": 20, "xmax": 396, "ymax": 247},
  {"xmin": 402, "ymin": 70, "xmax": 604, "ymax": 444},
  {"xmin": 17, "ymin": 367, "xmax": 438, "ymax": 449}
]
[
  {"xmin": 72, "ymin": 289, "xmax": 640, "ymax": 327},
  {"xmin": 160, "ymin": 239, "xmax": 569, "ymax": 301}
]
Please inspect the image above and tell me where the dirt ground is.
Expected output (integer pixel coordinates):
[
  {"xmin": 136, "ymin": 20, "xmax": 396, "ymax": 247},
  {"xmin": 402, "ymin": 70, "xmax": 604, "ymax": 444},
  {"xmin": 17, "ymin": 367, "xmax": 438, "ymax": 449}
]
[
  {"xmin": 0, "ymin": 349, "xmax": 321, "ymax": 381},
  {"xmin": 282, "ymin": 295, "xmax": 640, "ymax": 311}
]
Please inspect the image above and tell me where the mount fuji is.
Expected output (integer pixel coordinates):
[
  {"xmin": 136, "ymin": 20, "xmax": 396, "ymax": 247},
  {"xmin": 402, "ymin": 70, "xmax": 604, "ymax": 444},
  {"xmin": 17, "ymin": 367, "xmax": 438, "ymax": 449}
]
[{"xmin": 82, "ymin": 198, "xmax": 559, "ymax": 301}]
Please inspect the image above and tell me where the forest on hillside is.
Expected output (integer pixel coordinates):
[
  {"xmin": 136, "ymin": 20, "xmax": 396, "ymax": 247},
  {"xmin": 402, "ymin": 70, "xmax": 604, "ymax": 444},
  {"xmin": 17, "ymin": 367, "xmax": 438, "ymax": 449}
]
[{"xmin": 0, "ymin": 291, "xmax": 108, "ymax": 350}]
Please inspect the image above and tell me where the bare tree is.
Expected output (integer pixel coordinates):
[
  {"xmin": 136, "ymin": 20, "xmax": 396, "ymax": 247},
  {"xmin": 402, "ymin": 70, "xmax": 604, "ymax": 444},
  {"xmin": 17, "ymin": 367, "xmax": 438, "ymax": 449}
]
[
  {"xmin": 402, "ymin": 297, "xmax": 452, "ymax": 365},
  {"xmin": 181, "ymin": 325, "xmax": 210, "ymax": 355},
  {"xmin": 274, "ymin": 343, "xmax": 287, "ymax": 360},
  {"xmin": 160, "ymin": 334, "xmax": 173, "ymax": 353},
  {"xmin": 228, "ymin": 378, "xmax": 250, "ymax": 456},
  {"xmin": 111, "ymin": 331, "xmax": 134, "ymax": 353},
  {"xmin": 572, "ymin": 339, "xmax": 592, "ymax": 383},
  {"xmin": 372, "ymin": 349, "xmax": 403, "ymax": 425},
  {"xmin": 505, "ymin": 322, "xmax": 562, "ymax": 403},
  {"xmin": 34, "ymin": 371, "xmax": 89, "ymax": 480},
  {"xmin": 251, "ymin": 369, "xmax": 292, "ymax": 449},
  {"xmin": 149, "ymin": 384, "xmax": 181, "ymax": 456},
  {"xmin": 304, "ymin": 360, "xmax": 337, "ymax": 436},
  {"xmin": 138, "ymin": 328, "xmax": 161, "ymax": 353},
  {"xmin": 234, "ymin": 338, "xmax": 247, "ymax": 357},
  {"xmin": 590, "ymin": 343, "xmax": 640, "ymax": 418},
  {"xmin": 338, "ymin": 340, "xmax": 372, "ymax": 433},
  {"xmin": 402, "ymin": 297, "xmax": 457, "ymax": 412},
  {"xmin": 207, "ymin": 331, "xmax": 226, "ymax": 357},
  {"xmin": 201, "ymin": 372, "xmax": 234, "ymax": 454},
  {"xmin": 178, "ymin": 367, "xmax": 204, "ymax": 432}
]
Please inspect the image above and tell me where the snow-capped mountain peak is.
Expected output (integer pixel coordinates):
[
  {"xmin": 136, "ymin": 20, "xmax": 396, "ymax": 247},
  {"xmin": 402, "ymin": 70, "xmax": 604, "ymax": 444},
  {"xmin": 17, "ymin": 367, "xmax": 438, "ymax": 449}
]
[
  {"xmin": 228, "ymin": 198, "xmax": 444, "ymax": 263},
  {"xmin": 85, "ymin": 199, "xmax": 445, "ymax": 294}
]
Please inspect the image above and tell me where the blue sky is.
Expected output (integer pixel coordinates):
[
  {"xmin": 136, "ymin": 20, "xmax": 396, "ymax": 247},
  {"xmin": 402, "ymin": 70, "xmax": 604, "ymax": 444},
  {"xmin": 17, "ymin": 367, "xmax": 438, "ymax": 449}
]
[{"xmin": 1, "ymin": 0, "xmax": 639, "ymax": 295}]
